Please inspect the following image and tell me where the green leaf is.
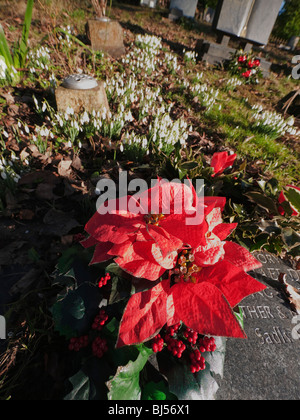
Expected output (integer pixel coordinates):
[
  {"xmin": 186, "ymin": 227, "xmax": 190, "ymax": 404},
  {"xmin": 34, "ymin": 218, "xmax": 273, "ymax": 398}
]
[
  {"xmin": 179, "ymin": 161, "xmax": 199, "ymax": 171},
  {"xmin": 56, "ymin": 246, "xmax": 80, "ymax": 275},
  {"xmin": 142, "ymin": 381, "xmax": 177, "ymax": 400},
  {"xmin": 106, "ymin": 344, "xmax": 153, "ymax": 400},
  {"xmin": 157, "ymin": 337, "xmax": 226, "ymax": 400},
  {"xmin": 51, "ymin": 283, "xmax": 102, "ymax": 339},
  {"xmin": 285, "ymin": 187, "xmax": 300, "ymax": 214},
  {"xmin": 245, "ymin": 191, "xmax": 279, "ymax": 215},
  {"xmin": 64, "ymin": 370, "xmax": 91, "ymax": 401},
  {"xmin": 14, "ymin": 0, "xmax": 34, "ymax": 68},
  {"xmin": 282, "ymin": 227, "xmax": 300, "ymax": 250},
  {"xmin": 0, "ymin": 25, "xmax": 13, "ymax": 66}
]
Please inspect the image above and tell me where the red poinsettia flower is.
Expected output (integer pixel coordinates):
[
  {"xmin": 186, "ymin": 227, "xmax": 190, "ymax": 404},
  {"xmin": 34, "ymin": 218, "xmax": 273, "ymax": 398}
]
[
  {"xmin": 238, "ymin": 55, "xmax": 247, "ymax": 64},
  {"xmin": 278, "ymin": 185, "xmax": 300, "ymax": 216},
  {"xmin": 82, "ymin": 180, "xmax": 208, "ymax": 281},
  {"xmin": 117, "ymin": 198, "xmax": 266, "ymax": 347},
  {"xmin": 253, "ymin": 59, "xmax": 260, "ymax": 67},
  {"xmin": 210, "ymin": 151, "xmax": 237, "ymax": 177},
  {"xmin": 242, "ymin": 70, "xmax": 252, "ymax": 78},
  {"xmin": 248, "ymin": 60, "xmax": 255, "ymax": 69}
]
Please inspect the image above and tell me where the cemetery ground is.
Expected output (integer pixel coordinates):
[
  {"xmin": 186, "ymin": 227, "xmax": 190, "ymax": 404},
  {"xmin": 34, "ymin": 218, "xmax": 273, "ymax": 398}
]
[{"xmin": 0, "ymin": 0, "xmax": 299, "ymax": 400}]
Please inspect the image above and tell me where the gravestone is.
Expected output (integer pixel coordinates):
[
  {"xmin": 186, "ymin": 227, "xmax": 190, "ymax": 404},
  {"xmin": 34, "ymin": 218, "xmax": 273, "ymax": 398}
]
[
  {"xmin": 169, "ymin": 0, "xmax": 198, "ymax": 20},
  {"xmin": 87, "ymin": 18, "xmax": 125, "ymax": 59},
  {"xmin": 140, "ymin": 0, "xmax": 157, "ymax": 8},
  {"xmin": 197, "ymin": 0, "xmax": 282, "ymax": 74},
  {"xmin": 216, "ymin": 251, "xmax": 300, "ymax": 400},
  {"xmin": 55, "ymin": 74, "xmax": 109, "ymax": 114},
  {"xmin": 214, "ymin": 0, "xmax": 282, "ymax": 46}
]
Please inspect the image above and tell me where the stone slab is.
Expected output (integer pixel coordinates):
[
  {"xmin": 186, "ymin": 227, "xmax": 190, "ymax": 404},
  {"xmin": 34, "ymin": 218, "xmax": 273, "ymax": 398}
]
[
  {"xmin": 55, "ymin": 82, "xmax": 109, "ymax": 114},
  {"xmin": 216, "ymin": 251, "xmax": 300, "ymax": 400},
  {"xmin": 87, "ymin": 19, "xmax": 125, "ymax": 59},
  {"xmin": 196, "ymin": 39, "xmax": 235, "ymax": 65},
  {"xmin": 215, "ymin": 0, "xmax": 282, "ymax": 45},
  {"xmin": 140, "ymin": 0, "xmax": 157, "ymax": 8},
  {"xmin": 169, "ymin": 0, "xmax": 198, "ymax": 19}
]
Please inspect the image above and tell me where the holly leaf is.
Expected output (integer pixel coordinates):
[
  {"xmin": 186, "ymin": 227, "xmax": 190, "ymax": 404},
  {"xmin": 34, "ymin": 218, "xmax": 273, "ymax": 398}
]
[
  {"xmin": 282, "ymin": 227, "xmax": 300, "ymax": 250},
  {"xmin": 106, "ymin": 344, "xmax": 153, "ymax": 400},
  {"xmin": 245, "ymin": 191, "xmax": 279, "ymax": 215},
  {"xmin": 284, "ymin": 186, "xmax": 300, "ymax": 214}
]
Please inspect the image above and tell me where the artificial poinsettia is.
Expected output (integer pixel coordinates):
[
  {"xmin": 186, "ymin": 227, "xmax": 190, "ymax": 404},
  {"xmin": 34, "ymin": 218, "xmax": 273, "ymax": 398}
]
[
  {"xmin": 210, "ymin": 151, "xmax": 237, "ymax": 177},
  {"xmin": 117, "ymin": 196, "xmax": 266, "ymax": 347},
  {"xmin": 82, "ymin": 180, "xmax": 208, "ymax": 281}
]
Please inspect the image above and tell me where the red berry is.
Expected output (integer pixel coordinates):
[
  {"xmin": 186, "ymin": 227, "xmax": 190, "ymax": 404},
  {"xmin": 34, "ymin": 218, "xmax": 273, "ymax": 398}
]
[{"xmin": 92, "ymin": 337, "xmax": 108, "ymax": 358}]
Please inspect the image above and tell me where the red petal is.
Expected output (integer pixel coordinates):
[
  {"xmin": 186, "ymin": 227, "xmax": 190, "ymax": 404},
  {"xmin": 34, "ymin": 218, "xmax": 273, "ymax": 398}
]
[
  {"xmin": 211, "ymin": 152, "xmax": 237, "ymax": 176},
  {"xmin": 224, "ymin": 242, "xmax": 262, "ymax": 272},
  {"xmin": 198, "ymin": 259, "xmax": 266, "ymax": 308},
  {"xmin": 115, "ymin": 241, "xmax": 167, "ymax": 281},
  {"xmin": 204, "ymin": 196, "xmax": 226, "ymax": 213},
  {"xmin": 117, "ymin": 280, "xmax": 170, "ymax": 347},
  {"xmin": 80, "ymin": 235, "xmax": 98, "ymax": 249},
  {"xmin": 160, "ymin": 213, "xmax": 208, "ymax": 248},
  {"xmin": 171, "ymin": 282, "xmax": 246, "ymax": 338},
  {"xmin": 90, "ymin": 242, "xmax": 114, "ymax": 264},
  {"xmin": 213, "ymin": 223, "xmax": 237, "ymax": 240}
]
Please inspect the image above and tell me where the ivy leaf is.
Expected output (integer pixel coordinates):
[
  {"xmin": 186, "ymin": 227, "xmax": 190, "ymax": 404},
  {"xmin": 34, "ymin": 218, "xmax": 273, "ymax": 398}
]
[
  {"xmin": 51, "ymin": 283, "xmax": 102, "ymax": 339},
  {"xmin": 106, "ymin": 344, "xmax": 153, "ymax": 400}
]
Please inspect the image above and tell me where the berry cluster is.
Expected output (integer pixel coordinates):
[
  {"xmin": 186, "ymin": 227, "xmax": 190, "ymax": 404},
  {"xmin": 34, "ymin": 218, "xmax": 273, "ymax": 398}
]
[
  {"xmin": 150, "ymin": 323, "xmax": 217, "ymax": 374},
  {"xmin": 183, "ymin": 327, "xmax": 198, "ymax": 345},
  {"xmin": 68, "ymin": 335, "xmax": 89, "ymax": 352},
  {"xmin": 198, "ymin": 336, "xmax": 217, "ymax": 353},
  {"xmin": 68, "ymin": 309, "xmax": 109, "ymax": 359},
  {"xmin": 98, "ymin": 273, "xmax": 111, "ymax": 288},
  {"xmin": 165, "ymin": 335, "xmax": 186, "ymax": 358},
  {"xmin": 92, "ymin": 337, "xmax": 108, "ymax": 358},
  {"xmin": 92, "ymin": 309, "xmax": 109, "ymax": 331},
  {"xmin": 190, "ymin": 349, "xmax": 206, "ymax": 373},
  {"xmin": 152, "ymin": 334, "xmax": 164, "ymax": 353}
]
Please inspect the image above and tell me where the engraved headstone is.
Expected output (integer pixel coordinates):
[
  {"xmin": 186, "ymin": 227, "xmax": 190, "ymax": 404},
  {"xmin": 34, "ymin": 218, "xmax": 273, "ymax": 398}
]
[
  {"xmin": 55, "ymin": 74, "xmax": 109, "ymax": 114},
  {"xmin": 216, "ymin": 251, "xmax": 300, "ymax": 400},
  {"xmin": 87, "ymin": 18, "xmax": 125, "ymax": 59}
]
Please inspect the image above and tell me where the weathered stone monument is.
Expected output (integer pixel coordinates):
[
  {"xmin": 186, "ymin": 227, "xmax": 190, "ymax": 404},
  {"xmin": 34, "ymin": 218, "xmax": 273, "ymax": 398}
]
[
  {"xmin": 197, "ymin": 0, "xmax": 283, "ymax": 75},
  {"xmin": 217, "ymin": 251, "xmax": 300, "ymax": 400},
  {"xmin": 169, "ymin": 0, "xmax": 198, "ymax": 20},
  {"xmin": 55, "ymin": 74, "xmax": 109, "ymax": 114},
  {"xmin": 87, "ymin": 17, "xmax": 126, "ymax": 59},
  {"xmin": 140, "ymin": 0, "xmax": 157, "ymax": 8}
]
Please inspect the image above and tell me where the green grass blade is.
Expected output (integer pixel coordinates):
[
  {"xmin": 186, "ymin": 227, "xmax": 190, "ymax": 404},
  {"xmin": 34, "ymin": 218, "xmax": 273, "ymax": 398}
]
[
  {"xmin": 0, "ymin": 24, "xmax": 13, "ymax": 66},
  {"xmin": 14, "ymin": 0, "xmax": 34, "ymax": 68}
]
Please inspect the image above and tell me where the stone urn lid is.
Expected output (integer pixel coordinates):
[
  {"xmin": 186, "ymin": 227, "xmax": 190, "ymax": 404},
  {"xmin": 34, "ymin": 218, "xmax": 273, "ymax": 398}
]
[
  {"xmin": 61, "ymin": 74, "xmax": 98, "ymax": 90},
  {"xmin": 95, "ymin": 16, "xmax": 111, "ymax": 22}
]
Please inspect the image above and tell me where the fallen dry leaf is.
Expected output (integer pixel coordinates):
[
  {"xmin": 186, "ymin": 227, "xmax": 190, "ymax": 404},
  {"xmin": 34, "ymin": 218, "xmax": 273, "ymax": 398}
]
[
  {"xmin": 279, "ymin": 273, "xmax": 300, "ymax": 315},
  {"xmin": 58, "ymin": 159, "xmax": 73, "ymax": 177}
]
